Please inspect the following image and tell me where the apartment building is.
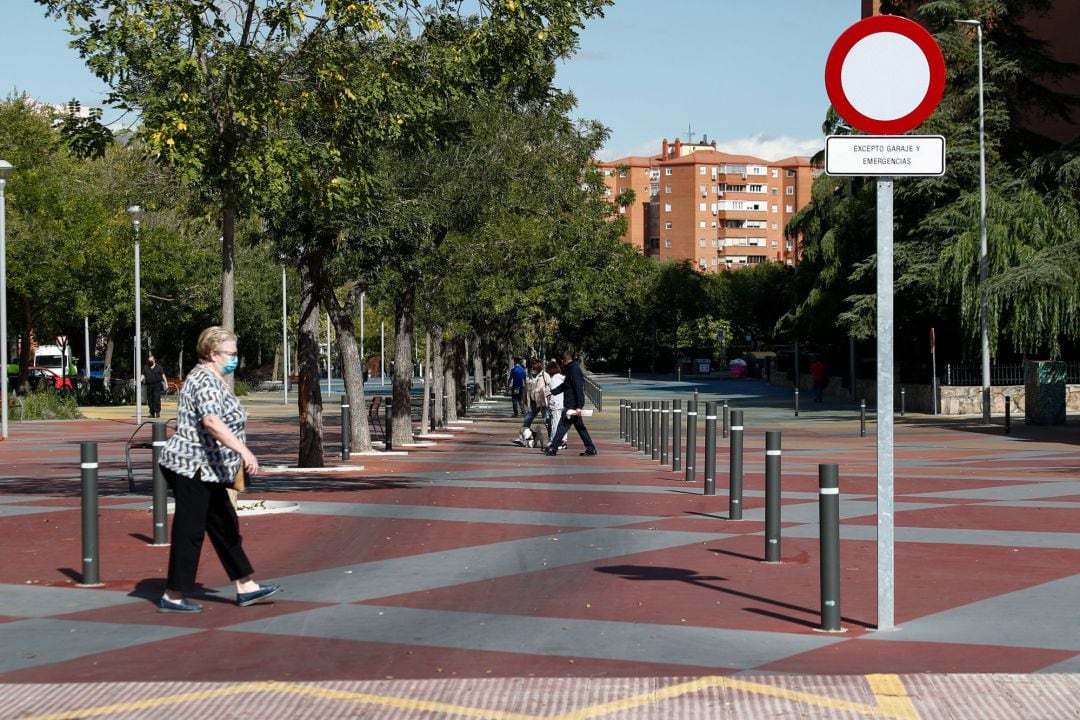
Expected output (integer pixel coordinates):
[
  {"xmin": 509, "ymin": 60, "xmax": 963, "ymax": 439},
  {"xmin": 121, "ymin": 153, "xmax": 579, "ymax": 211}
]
[{"xmin": 599, "ymin": 138, "xmax": 817, "ymax": 271}]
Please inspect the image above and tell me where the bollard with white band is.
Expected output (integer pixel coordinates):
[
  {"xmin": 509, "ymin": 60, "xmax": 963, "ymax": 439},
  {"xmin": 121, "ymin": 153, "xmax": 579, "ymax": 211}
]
[
  {"xmin": 703, "ymin": 401, "xmax": 717, "ymax": 495},
  {"xmin": 672, "ymin": 399, "xmax": 683, "ymax": 472},
  {"xmin": 818, "ymin": 462, "xmax": 843, "ymax": 632},
  {"xmin": 660, "ymin": 400, "xmax": 670, "ymax": 465},
  {"xmin": 729, "ymin": 410, "xmax": 744, "ymax": 520},
  {"xmin": 684, "ymin": 396, "xmax": 698, "ymax": 483},
  {"xmin": 341, "ymin": 397, "xmax": 351, "ymax": 461},
  {"xmin": 151, "ymin": 422, "xmax": 169, "ymax": 546},
  {"xmin": 722, "ymin": 399, "xmax": 729, "ymax": 439},
  {"xmin": 79, "ymin": 442, "xmax": 104, "ymax": 586},
  {"xmin": 795, "ymin": 387, "xmax": 800, "ymax": 417},
  {"xmin": 860, "ymin": 399, "xmax": 867, "ymax": 438},
  {"xmin": 651, "ymin": 401, "xmax": 661, "ymax": 461},
  {"xmin": 764, "ymin": 430, "xmax": 782, "ymax": 563}
]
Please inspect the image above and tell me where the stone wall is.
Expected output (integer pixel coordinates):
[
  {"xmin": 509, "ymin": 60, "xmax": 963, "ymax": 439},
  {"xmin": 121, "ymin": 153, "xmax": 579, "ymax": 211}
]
[{"xmin": 769, "ymin": 371, "xmax": 1079, "ymax": 415}]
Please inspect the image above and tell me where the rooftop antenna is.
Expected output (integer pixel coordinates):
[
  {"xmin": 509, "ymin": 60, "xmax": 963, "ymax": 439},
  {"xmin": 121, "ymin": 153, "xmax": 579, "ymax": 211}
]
[{"xmin": 686, "ymin": 123, "xmax": 696, "ymax": 144}]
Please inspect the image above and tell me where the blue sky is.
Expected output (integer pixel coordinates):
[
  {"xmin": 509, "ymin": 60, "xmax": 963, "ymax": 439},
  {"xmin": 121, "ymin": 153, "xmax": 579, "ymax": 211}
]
[{"xmin": 3, "ymin": 1, "xmax": 859, "ymax": 161}]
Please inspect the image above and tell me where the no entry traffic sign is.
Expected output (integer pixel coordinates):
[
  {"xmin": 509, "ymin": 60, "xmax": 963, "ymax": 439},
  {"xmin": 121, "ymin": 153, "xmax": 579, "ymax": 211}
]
[{"xmin": 825, "ymin": 15, "xmax": 946, "ymax": 135}]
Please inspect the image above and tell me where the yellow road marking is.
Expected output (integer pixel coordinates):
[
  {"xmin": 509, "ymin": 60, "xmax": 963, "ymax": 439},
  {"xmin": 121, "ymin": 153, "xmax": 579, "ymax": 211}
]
[
  {"xmin": 21, "ymin": 682, "xmax": 274, "ymax": 720},
  {"xmin": 19, "ymin": 675, "xmax": 920, "ymax": 720},
  {"xmin": 867, "ymin": 674, "xmax": 920, "ymax": 720}
]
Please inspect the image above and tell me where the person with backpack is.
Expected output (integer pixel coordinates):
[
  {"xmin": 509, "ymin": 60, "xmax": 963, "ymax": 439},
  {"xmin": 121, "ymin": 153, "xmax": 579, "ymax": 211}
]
[
  {"xmin": 507, "ymin": 358, "xmax": 527, "ymax": 416},
  {"xmin": 521, "ymin": 360, "xmax": 550, "ymax": 441}
]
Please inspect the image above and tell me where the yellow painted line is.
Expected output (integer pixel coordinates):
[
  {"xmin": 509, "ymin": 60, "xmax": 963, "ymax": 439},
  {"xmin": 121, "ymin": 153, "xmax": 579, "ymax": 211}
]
[
  {"xmin": 547, "ymin": 675, "xmax": 917, "ymax": 720},
  {"xmin": 21, "ymin": 682, "xmax": 274, "ymax": 720},
  {"xmin": 265, "ymin": 681, "xmax": 541, "ymax": 720},
  {"xmin": 867, "ymin": 674, "xmax": 921, "ymax": 720},
  {"xmin": 20, "ymin": 675, "xmax": 921, "ymax": 720}
]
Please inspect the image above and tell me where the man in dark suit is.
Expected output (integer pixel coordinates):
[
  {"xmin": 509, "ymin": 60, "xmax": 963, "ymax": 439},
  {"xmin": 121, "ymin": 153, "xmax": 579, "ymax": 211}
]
[{"xmin": 545, "ymin": 351, "xmax": 597, "ymax": 457}]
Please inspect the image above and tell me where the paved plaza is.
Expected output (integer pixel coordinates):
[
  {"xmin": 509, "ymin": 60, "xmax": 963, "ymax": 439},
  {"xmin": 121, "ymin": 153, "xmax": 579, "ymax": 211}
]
[{"xmin": 0, "ymin": 375, "xmax": 1078, "ymax": 718}]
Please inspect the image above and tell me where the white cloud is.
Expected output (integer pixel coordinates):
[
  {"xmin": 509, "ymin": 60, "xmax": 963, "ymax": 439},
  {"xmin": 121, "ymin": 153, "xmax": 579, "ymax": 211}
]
[
  {"xmin": 601, "ymin": 133, "xmax": 823, "ymax": 163},
  {"xmin": 713, "ymin": 134, "xmax": 823, "ymax": 161}
]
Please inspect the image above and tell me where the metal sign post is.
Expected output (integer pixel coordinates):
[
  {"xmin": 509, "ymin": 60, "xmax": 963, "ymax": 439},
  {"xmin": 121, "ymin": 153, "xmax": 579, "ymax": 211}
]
[{"xmin": 825, "ymin": 14, "xmax": 946, "ymax": 632}]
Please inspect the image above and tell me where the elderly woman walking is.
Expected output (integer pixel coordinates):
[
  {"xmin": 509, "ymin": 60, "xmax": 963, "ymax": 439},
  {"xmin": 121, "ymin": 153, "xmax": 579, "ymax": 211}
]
[{"xmin": 157, "ymin": 326, "xmax": 280, "ymax": 613}]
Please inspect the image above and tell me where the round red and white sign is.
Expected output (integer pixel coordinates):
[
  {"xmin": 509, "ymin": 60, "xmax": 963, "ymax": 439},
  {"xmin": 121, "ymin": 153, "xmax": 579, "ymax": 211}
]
[{"xmin": 825, "ymin": 15, "xmax": 946, "ymax": 135}]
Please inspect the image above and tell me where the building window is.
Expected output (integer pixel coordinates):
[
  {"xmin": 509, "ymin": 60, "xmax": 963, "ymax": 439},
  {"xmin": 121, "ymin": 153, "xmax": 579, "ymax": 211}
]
[
  {"xmin": 700, "ymin": 239, "xmax": 707, "ymax": 247},
  {"xmin": 618, "ymin": 169, "xmax": 627, "ymax": 178},
  {"xmin": 665, "ymin": 239, "xmax": 672, "ymax": 248},
  {"xmin": 665, "ymin": 184, "xmax": 672, "ymax": 194},
  {"xmin": 771, "ymin": 204, "xmax": 778, "ymax": 213},
  {"xmin": 664, "ymin": 168, "xmax": 672, "ymax": 176},
  {"xmin": 786, "ymin": 186, "xmax": 794, "ymax": 195},
  {"xmin": 711, "ymin": 221, "xmax": 717, "ymax": 228},
  {"xmin": 786, "ymin": 169, "xmax": 796, "ymax": 177},
  {"xmin": 749, "ymin": 184, "xmax": 765, "ymax": 193},
  {"xmin": 699, "ymin": 220, "xmax": 706, "ymax": 229},
  {"xmin": 771, "ymin": 169, "xmax": 779, "ymax": 178},
  {"xmin": 664, "ymin": 203, "xmax": 672, "ymax": 212},
  {"xmin": 786, "ymin": 204, "xmax": 793, "ymax": 213},
  {"xmin": 772, "ymin": 239, "xmax": 778, "ymax": 247},
  {"xmin": 772, "ymin": 223, "xmax": 778, "ymax": 230},
  {"xmin": 665, "ymin": 221, "xmax": 672, "ymax": 230},
  {"xmin": 700, "ymin": 167, "xmax": 707, "ymax": 175},
  {"xmin": 772, "ymin": 188, "xmax": 779, "ymax": 195},
  {"xmin": 699, "ymin": 202, "xmax": 707, "ymax": 212}
]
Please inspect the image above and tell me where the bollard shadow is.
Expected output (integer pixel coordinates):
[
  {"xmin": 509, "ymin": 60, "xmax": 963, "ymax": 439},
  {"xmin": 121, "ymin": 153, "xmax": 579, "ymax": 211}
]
[
  {"xmin": 128, "ymin": 532, "xmax": 155, "ymax": 544},
  {"xmin": 595, "ymin": 564, "xmax": 873, "ymax": 630},
  {"xmin": 58, "ymin": 568, "xmax": 82, "ymax": 584}
]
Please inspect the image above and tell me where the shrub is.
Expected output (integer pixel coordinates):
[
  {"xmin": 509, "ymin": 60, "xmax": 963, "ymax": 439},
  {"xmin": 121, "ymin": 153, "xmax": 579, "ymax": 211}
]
[
  {"xmin": 234, "ymin": 380, "xmax": 252, "ymax": 397},
  {"xmin": 17, "ymin": 390, "xmax": 83, "ymax": 420}
]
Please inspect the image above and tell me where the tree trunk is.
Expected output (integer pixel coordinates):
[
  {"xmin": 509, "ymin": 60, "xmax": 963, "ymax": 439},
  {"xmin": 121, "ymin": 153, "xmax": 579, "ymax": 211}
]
[
  {"xmin": 443, "ymin": 335, "xmax": 459, "ymax": 424},
  {"xmin": 454, "ymin": 336, "xmax": 467, "ymax": 416},
  {"xmin": 297, "ymin": 251, "xmax": 325, "ymax": 467},
  {"xmin": 470, "ymin": 336, "xmax": 484, "ymax": 401},
  {"xmin": 221, "ymin": 203, "xmax": 235, "ymax": 332},
  {"xmin": 421, "ymin": 328, "xmax": 432, "ymax": 434},
  {"xmin": 431, "ymin": 324, "xmax": 445, "ymax": 429},
  {"xmin": 103, "ymin": 332, "xmax": 115, "ymax": 388},
  {"xmin": 392, "ymin": 287, "xmax": 415, "ymax": 446},
  {"xmin": 325, "ymin": 283, "xmax": 372, "ymax": 452}
]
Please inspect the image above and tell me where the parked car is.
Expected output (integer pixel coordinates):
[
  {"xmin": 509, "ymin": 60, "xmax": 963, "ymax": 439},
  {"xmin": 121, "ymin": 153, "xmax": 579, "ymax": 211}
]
[{"xmin": 26, "ymin": 366, "xmax": 74, "ymax": 391}]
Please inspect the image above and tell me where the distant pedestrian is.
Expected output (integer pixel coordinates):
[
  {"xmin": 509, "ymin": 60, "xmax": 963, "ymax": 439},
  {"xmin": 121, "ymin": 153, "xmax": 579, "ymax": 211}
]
[
  {"xmin": 545, "ymin": 351, "xmax": 597, "ymax": 457},
  {"xmin": 544, "ymin": 359, "xmax": 566, "ymax": 449},
  {"xmin": 522, "ymin": 360, "xmax": 550, "ymax": 438},
  {"xmin": 140, "ymin": 354, "xmax": 167, "ymax": 418},
  {"xmin": 811, "ymin": 358, "xmax": 828, "ymax": 403},
  {"xmin": 507, "ymin": 358, "xmax": 527, "ymax": 417},
  {"xmin": 156, "ymin": 326, "xmax": 279, "ymax": 614}
]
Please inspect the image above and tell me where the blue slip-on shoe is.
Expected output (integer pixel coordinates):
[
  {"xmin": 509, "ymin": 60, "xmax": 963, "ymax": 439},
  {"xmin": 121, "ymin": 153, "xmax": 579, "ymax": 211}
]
[
  {"xmin": 157, "ymin": 597, "xmax": 204, "ymax": 614},
  {"xmin": 236, "ymin": 584, "xmax": 281, "ymax": 607}
]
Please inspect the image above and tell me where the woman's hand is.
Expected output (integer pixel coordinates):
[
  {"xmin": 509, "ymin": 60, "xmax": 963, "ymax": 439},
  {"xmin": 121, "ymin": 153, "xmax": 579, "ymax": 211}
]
[{"xmin": 240, "ymin": 447, "xmax": 259, "ymax": 476}]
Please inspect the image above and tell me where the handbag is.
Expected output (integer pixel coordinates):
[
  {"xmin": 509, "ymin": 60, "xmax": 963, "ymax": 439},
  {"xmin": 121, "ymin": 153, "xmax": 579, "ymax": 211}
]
[{"xmin": 232, "ymin": 463, "xmax": 246, "ymax": 491}]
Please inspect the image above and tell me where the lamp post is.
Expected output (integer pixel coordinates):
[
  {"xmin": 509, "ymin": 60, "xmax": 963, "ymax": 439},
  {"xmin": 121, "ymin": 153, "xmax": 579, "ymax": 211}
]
[
  {"xmin": 282, "ymin": 263, "xmax": 288, "ymax": 405},
  {"xmin": 957, "ymin": 18, "xmax": 990, "ymax": 423},
  {"xmin": 0, "ymin": 160, "xmax": 12, "ymax": 440},
  {"xmin": 128, "ymin": 205, "xmax": 142, "ymax": 425}
]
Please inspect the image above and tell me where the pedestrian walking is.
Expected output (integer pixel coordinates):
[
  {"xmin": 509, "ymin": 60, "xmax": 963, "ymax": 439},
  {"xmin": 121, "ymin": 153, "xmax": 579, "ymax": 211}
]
[
  {"xmin": 812, "ymin": 357, "xmax": 828, "ymax": 403},
  {"xmin": 545, "ymin": 351, "xmax": 597, "ymax": 457},
  {"xmin": 507, "ymin": 358, "xmax": 527, "ymax": 416},
  {"xmin": 140, "ymin": 354, "xmax": 167, "ymax": 418},
  {"xmin": 156, "ymin": 326, "xmax": 280, "ymax": 613}
]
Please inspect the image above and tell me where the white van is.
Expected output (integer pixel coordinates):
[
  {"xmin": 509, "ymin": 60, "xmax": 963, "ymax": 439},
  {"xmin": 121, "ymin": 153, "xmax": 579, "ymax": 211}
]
[{"xmin": 33, "ymin": 345, "xmax": 73, "ymax": 374}]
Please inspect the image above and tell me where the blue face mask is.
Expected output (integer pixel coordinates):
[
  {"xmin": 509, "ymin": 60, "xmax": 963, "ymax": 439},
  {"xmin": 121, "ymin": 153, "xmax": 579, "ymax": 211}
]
[{"xmin": 222, "ymin": 355, "xmax": 239, "ymax": 375}]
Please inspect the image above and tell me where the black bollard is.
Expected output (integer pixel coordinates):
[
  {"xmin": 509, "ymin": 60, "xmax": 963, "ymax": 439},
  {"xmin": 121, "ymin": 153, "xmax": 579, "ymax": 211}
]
[
  {"xmin": 1005, "ymin": 395, "xmax": 1011, "ymax": 435},
  {"xmin": 651, "ymin": 401, "xmax": 660, "ymax": 461},
  {"xmin": 703, "ymin": 401, "xmax": 717, "ymax": 495},
  {"xmin": 860, "ymin": 399, "xmax": 867, "ymax": 438},
  {"xmin": 729, "ymin": 410, "xmax": 744, "ymax": 520},
  {"xmin": 900, "ymin": 387, "xmax": 906, "ymax": 417},
  {"xmin": 341, "ymin": 397, "xmax": 351, "ymax": 460},
  {"xmin": 661, "ymin": 400, "xmax": 670, "ymax": 465},
  {"xmin": 636, "ymin": 402, "xmax": 646, "ymax": 452},
  {"xmin": 764, "ymin": 431, "xmax": 782, "ymax": 563},
  {"xmin": 684, "ymin": 397, "xmax": 698, "ymax": 483},
  {"xmin": 627, "ymin": 368, "xmax": 631, "ymax": 384},
  {"xmin": 619, "ymin": 400, "xmax": 626, "ymax": 440},
  {"xmin": 151, "ymin": 423, "xmax": 168, "ymax": 546},
  {"xmin": 79, "ymin": 442, "xmax": 103, "ymax": 586},
  {"xmin": 643, "ymin": 403, "xmax": 652, "ymax": 453},
  {"xmin": 794, "ymin": 387, "xmax": 800, "ymax": 417},
  {"xmin": 631, "ymin": 401, "xmax": 638, "ymax": 446},
  {"xmin": 384, "ymin": 399, "xmax": 393, "ymax": 451},
  {"xmin": 429, "ymin": 396, "xmax": 436, "ymax": 432},
  {"xmin": 722, "ymin": 399, "xmax": 729, "ymax": 439},
  {"xmin": 819, "ymin": 463, "xmax": 842, "ymax": 632},
  {"xmin": 672, "ymin": 399, "xmax": 683, "ymax": 472}
]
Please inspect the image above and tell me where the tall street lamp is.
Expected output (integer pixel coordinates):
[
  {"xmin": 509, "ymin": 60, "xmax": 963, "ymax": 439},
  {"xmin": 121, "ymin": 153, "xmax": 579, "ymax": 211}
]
[
  {"xmin": 0, "ymin": 160, "xmax": 12, "ymax": 440},
  {"xmin": 957, "ymin": 18, "xmax": 991, "ymax": 423},
  {"xmin": 128, "ymin": 205, "xmax": 142, "ymax": 425}
]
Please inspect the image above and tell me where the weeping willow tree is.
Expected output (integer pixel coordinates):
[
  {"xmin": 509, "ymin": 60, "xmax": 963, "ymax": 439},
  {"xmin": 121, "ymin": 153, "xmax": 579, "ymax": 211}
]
[{"xmin": 782, "ymin": 0, "xmax": 1080, "ymax": 365}]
